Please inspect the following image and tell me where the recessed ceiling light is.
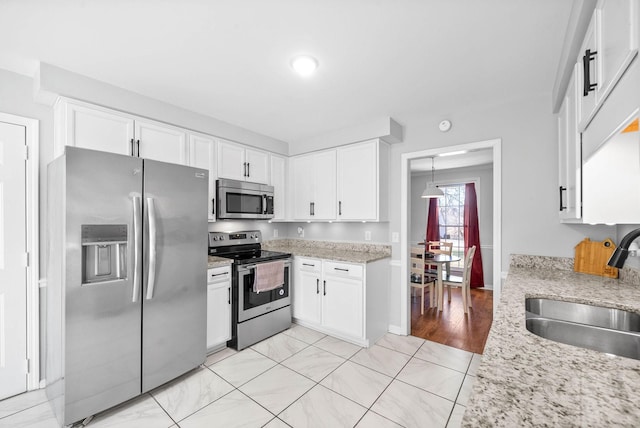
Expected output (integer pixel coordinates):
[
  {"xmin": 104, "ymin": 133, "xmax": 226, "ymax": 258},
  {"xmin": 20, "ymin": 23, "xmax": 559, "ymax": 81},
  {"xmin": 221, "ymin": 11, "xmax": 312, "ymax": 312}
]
[{"xmin": 291, "ymin": 55, "xmax": 318, "ymax": 77}]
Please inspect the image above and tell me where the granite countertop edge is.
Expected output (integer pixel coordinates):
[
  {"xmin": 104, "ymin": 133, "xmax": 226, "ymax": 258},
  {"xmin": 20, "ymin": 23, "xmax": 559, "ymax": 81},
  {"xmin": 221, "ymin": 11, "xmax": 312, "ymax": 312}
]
[
  {"xmin": 462, "ymin": 255, "xmax": 640, "ymax": 427},
  {"xmin": 264, "ymin": 244, "xmax": 390, "ymax": 264},
  {"xmin": 207, "ymin": 256, "xmax": 233, "ymax": 269}
]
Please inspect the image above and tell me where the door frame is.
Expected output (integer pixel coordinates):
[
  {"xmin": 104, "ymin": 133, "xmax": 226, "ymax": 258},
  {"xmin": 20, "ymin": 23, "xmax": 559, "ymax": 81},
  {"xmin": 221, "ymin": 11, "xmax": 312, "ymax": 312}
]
[
  {"xmin": 399, "ymin": 138, "xmax": 502, "ymax": 335},
  {"xmin": 0, "ymin": 112, "xmax": 40, "ymax": 390}
]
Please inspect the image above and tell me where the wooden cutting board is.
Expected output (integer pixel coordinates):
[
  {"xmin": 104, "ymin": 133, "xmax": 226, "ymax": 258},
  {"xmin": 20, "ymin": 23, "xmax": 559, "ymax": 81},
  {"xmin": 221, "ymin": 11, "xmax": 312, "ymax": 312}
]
[{"xmin": 574, "ymin": 238, "xmax": 619, "ymax": 278}]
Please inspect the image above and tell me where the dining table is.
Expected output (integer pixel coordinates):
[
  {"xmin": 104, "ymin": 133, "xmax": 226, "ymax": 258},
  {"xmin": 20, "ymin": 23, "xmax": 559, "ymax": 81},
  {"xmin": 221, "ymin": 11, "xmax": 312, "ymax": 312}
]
[{"xmin": 425, "ymin": 254, "xmax": 462, "ymax": 311}]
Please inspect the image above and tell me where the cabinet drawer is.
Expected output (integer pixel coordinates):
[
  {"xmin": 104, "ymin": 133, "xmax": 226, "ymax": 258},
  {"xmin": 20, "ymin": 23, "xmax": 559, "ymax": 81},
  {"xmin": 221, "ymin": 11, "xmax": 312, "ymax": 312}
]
[
  {"xmin": 323, "ymin": 261, "xmax": 363, "ymax": 279},
  {"xmin": 295, "ymin": 257, "xmax": 322, "ymax": 273},
  {"xmin": 208, "ymin": 266, "xmax": 231, "ymax": 284}
]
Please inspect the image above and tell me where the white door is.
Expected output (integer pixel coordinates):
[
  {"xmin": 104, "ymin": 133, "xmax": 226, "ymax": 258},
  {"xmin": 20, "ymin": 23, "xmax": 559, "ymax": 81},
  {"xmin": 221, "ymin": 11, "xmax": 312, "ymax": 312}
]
[
  {"xmin": 291, "ymin": 154, "xmax": 315, "ymax": 220},
  {"xmin": 270, "ymin": 155, "xmax": 287, "ymax": 220},
  {"xmin": 135, "ymin": 120, "xmax": 187, "ymax": 165},
  {"xmin": 321, "ymin": 275, "xmax": 363, "ymax": 339},
  {"xmin": 217, "ymin": 141, "xmax": 246, "ymax": 181},
  {"xmin": 65, "ymin": 102, "xmax": 134, "ymax": 157},
  {"xmin": 338, "ymin": 142, "xmax": 377, "ymax": 221},
  {"xmin": 189, "ymin": 134, "xmax": 217, "ymax": 221},
  {"xmin": 0, "ymin": 121, "xmax": 27, "ymax": 400},
  {"xmin": 313, "ymin": 150, "xmax": 337, "ymax": 220},
  {"xmin": 245, "ymin": 149, "xmax": 269, "ymax": 184},
  {"xmin": 293, "ymin": 260, "xmax": 322, "ymax": 324}
]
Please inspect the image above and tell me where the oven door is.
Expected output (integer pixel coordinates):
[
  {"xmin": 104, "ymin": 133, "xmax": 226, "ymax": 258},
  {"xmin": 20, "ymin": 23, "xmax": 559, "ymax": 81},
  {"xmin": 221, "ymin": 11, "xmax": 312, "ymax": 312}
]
[{"xmin": 236, "ymin": 260, "xmax": 291, "ymax": 322}]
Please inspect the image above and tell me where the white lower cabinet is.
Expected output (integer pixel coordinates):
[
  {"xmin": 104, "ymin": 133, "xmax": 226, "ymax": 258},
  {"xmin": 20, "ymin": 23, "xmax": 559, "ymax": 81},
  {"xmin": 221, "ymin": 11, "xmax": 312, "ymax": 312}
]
[
  {"xmin": 292, "ymin": 257, "xmax": 387, "ymax": 347},
  {"xmin": 207, "ymin": 266, "xmax": 232, "ymax": 350}
]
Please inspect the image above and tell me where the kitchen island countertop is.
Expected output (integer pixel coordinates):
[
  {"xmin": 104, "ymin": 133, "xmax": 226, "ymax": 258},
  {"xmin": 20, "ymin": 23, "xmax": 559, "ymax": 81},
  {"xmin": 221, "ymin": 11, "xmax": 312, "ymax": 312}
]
[{"xmin": 462, "ymin": 255, "xmax": 640, "ymax": 427}]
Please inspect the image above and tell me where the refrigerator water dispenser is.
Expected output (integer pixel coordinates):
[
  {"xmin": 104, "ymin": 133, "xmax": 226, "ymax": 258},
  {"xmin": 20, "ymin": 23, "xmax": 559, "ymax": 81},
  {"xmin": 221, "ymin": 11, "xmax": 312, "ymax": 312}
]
[{"xmin": 81, "ymin": 224, "xmax": 128, "ymax": 285}]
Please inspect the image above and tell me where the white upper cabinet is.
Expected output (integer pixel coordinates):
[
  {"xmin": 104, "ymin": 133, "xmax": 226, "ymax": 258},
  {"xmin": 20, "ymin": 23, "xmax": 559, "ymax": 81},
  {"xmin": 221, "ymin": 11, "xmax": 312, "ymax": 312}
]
[
  {"xmin": 578, "ymin": 0, "xmax": 638, "ymax": 130},
  {"xmin": 558, "ymin": 64, "xmax": 582, "ymax": 222},
  {"xmin": 217, "ymin": 140, "xmax": 269, "ymax": 184},
  {"xmin": 189, "ymin": 133, "xmax": 217, "ymax": 222},
  {"xmin": 270, "ymin": 154, "xmax": 287, "ymax": 221},
  {"xmin": 598, "ymin": 0, "xmax": 638, "ymax": 101},
  {"xmin": 578, "ymin": 11, "xmax": 599, "ymax": 130},
  {"xmin": 337, "ymin": 140, "xmax": 388, "ymax": 221},
  {"xmin": 135, "ymin": 119, "xmax": 187, "ymax": 165},
  {"xmin": 291, "ymin": 150, "xmax": 337, "ymax": 221},
  {"xmin": 55, "ymin": 100, "xmax": 135, "ymax": 157},
  {"xmin": 55, "ymin": 99, "xmax": 188, "ymax": 165}
]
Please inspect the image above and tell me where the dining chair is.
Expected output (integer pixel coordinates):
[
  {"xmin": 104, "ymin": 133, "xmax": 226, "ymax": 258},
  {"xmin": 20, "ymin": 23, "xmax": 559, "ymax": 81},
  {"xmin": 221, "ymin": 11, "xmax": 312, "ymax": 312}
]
[
  {"xmin": 410, "ymin": 245, "xmax": 437, "ymax": 315},
  {"xmin": 425, "ymin": 241, "xmax": 453, "ymax": 278},
  {"xmin": 442, "ymin": 245, "xmax": 476, "ymax": 313}
]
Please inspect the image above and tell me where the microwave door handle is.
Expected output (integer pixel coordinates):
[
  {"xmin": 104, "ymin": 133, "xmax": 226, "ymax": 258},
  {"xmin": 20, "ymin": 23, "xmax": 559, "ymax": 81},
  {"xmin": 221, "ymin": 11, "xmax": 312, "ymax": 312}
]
[
  {"xmin": 132, "ymin": 196, "xmax": 141, "ymax": 303},
  {"xmin": 263, "ymin": 194, "xmax": 267, "ymax": 214},
  {"xmin": 146, "ymin": 197, "xmax": 157, "ymax": 300}
]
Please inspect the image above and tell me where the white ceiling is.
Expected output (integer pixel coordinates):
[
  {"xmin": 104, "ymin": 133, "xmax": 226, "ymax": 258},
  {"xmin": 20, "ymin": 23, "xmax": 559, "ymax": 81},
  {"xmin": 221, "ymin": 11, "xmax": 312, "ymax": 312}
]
[{"xmin": 0, "ymin": 0, "xmax": 573, "ymax": 144}]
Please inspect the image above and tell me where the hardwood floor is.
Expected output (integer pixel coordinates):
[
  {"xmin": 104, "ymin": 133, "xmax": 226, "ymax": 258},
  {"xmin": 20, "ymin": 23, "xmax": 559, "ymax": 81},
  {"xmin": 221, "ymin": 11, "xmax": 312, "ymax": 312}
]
[{"xmin": 410, "ymin": 287, "xmax": 493, "ymax": 354}]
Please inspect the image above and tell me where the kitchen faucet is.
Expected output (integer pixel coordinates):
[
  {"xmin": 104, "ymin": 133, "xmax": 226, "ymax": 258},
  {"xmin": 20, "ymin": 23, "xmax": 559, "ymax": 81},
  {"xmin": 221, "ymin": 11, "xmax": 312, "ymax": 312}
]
[{"xmin": 607, "ymin": 227, "xmax": 640, "ymax": 268}]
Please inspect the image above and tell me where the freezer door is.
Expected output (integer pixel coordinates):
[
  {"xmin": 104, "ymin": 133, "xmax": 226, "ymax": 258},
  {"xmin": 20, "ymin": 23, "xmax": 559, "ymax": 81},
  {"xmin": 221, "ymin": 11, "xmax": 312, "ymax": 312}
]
[
  {"xmin": 142, "ymin": 160, "xmax": 208, "ymax": 392},
  {"xmin": 63, "ymin": 147, "xmax": 143, "ymax": 425}
]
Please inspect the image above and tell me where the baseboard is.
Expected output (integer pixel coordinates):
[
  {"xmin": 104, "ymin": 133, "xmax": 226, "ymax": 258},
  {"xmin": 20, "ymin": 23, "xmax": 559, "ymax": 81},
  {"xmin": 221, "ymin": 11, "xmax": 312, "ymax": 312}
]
[{"xmin": 387, "ymin": 324, "xmax": 406, "ymax": 335}]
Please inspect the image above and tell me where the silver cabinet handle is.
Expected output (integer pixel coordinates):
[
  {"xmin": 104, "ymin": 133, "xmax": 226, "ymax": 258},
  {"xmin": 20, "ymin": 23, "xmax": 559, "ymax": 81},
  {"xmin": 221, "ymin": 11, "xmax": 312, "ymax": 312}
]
[
  {"xmin": 323, "ymin": 280, "xmax": 326, "ymax": 296},
  {"xmin": 302, "ymin": 263, "xmax": 315, "ymax": 267},
  {"xmin": 316, "ymin": 278, "xmax": 319, "ymax": 294},
  {"xmin": 334, "ymin": 267, "xmax": 349, "ymax": 272},
  {"xmin": 146, "ymin": 197, "xmax": 157, "ymax": 300},
  {"xmin": 210, "ymin": 272, "xmax": 229, "ymax": 277},
  {"xmin": 132, "ymin": 196, "xmax": 141, "ymax": 302},
  {"xmin": 339, "ymin": 201, "xmax": 342, "ymax": 216}
]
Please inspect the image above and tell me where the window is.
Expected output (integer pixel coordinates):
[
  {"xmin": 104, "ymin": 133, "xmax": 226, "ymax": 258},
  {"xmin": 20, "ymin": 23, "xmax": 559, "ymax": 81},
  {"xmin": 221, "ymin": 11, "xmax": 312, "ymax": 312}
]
[{"xmin": 438, "ymin": 184, "xmax": 465, "ymax": 268}]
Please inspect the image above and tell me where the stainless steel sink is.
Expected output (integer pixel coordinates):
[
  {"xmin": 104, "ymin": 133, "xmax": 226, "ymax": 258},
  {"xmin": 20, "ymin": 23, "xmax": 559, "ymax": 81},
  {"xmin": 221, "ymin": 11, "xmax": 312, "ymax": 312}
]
[{"xmin": 525, "ymin": 298, "xmax": 640, "ymax": 360}]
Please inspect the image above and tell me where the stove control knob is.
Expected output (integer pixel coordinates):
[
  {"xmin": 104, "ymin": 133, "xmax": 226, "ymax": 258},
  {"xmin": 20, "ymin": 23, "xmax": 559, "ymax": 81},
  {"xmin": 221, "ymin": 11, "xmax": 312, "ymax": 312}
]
[
  {"xmin": 219, "ymin": 236, "xmax": 225, "ymax": 241},
  {"xmin": 212, "ymin": 236, "xmax": 219, "ymax": 241}
]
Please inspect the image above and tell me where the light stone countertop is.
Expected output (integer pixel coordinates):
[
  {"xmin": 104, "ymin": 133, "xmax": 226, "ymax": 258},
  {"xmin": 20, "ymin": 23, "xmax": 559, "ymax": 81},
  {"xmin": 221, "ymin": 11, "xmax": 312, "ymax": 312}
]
[
  {"xmin": 462, "ymin": 255, "xmax": 640, "ymax": 427},
  {"xmin": 207, "ymin": 256, "xmax": 233, "ymax": 269},
  {"xmin": 263, "ymin": 239, "xmax": 391, "ymax": 263}
]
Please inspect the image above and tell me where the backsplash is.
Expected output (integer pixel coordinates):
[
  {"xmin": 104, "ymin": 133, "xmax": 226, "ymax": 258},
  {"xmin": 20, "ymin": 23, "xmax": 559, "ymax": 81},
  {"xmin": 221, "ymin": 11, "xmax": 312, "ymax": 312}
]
[{"xmin": 510, "ymin": 254, "xmax": 640, "ymax": 287}]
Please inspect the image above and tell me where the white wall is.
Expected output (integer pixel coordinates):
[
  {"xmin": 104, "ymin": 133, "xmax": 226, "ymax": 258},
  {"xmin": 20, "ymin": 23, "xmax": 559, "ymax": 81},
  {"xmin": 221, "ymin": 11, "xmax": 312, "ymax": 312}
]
[{"xmin": 411, "ymin": 164, "xmax": 494, "ymax": 286}]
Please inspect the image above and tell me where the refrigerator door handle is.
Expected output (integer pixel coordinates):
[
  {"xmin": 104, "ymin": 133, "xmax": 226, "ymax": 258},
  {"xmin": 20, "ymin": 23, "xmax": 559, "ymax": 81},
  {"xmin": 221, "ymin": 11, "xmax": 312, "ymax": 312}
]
[
  {"xmin": 146, "ymin": 197, "xmax": 157, "ymax": 300},
  {"xmin": 132, "ymin": 196, "xmax": 142, "ymax": 302}
]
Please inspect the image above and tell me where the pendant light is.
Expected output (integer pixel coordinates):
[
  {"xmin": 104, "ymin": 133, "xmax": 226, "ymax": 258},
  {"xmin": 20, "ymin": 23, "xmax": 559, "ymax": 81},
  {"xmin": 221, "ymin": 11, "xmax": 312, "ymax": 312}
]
[{"xmin": 421, "ymin": 157, "xmax": 443, "ymax": 198}]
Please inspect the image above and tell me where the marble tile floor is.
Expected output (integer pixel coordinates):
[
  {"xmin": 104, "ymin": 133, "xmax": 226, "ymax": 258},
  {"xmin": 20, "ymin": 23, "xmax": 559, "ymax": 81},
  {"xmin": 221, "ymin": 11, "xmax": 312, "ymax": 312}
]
[{"xmin": 0, "ymin": 325, "xmax": 481, "ymax": 428}]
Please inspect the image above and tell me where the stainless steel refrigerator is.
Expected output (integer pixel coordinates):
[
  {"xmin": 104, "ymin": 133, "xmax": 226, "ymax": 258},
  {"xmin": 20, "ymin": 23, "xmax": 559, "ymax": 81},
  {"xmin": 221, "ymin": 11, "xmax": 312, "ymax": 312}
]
[{"xmin": 46, "ymin": 147, "xmax": 208, "ymax": 426}]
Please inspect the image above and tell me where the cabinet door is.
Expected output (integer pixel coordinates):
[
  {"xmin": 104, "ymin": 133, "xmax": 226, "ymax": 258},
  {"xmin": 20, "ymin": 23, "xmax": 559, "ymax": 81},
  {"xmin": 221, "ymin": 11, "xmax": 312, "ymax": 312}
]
[
  {"xmin": 559, "ymin": 64, "xmax": 581, "ymax": 221},
  {"xmin": 578, "ymin": 11, "xmax": 599, "ymax": 130},
  {"xmin": 135, "ymin": 120, "xmax": 187, "ymax": 165},
  {"xmin": 64, "ymin": 102, "xmax": 134, "ymax": 157},
  {"xmin": 291, "ymin": 154, "xmax": 315, "ymax": 220},
  {"xmin": 217, "ymin": 140, "xmax": 246, "ymax": 181},
  {"xmin": 245, "ymin": 148, "xmax": 270, "ymax": 184},
  {"xmin": 598, "ymin": 0, "xmax": 638, "ymax": 100},
  {"xmin": 207, "ymin": 278, "xmax": 231, "ymax": 349},
  {"xmin": 338, "ymin": 142, "xmax": 377, "ymax": 221},
  {"xmin": 321, "ymin": 275, "xmax": 363, "ymax": 339},
  {"xmin": 293, "ymin": 260, "xmax": 322, "ymax": 324},
  {"xmin": 313, "ymin": 150, "xmax": 337, "ymax": 220},
  {"xmin": 270, "ymin": 155, "xmax": 287, "ymax": 220},
  {"xmin": 190, "ymin": 134, "xmax": 217, "ymax": 221}
]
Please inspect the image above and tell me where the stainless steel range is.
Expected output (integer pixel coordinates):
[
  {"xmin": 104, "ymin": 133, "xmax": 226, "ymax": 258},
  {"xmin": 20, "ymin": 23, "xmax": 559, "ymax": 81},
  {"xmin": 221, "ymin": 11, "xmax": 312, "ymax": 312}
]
[{"xmin": 208, "ymin": 231, "xmax": 292, "ymax": 350}]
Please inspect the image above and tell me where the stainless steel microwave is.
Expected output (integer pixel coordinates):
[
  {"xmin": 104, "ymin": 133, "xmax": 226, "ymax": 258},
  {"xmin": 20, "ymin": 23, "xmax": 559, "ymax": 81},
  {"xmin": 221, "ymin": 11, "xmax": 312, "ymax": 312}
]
[{"xmin": 216, "ymin": 178, "xmax": 274, "ymax": 220}]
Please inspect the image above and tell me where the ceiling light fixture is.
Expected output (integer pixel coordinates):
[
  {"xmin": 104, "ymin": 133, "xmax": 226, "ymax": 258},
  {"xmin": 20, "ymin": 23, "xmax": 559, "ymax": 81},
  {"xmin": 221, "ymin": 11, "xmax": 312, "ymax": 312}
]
[
  {"xmin": 291, "ymin": 55, "xmax": 318, "ymax": 77},
  {"xmin": 421, "ymin": 157, "xmax": 444, "ymax": 198}
]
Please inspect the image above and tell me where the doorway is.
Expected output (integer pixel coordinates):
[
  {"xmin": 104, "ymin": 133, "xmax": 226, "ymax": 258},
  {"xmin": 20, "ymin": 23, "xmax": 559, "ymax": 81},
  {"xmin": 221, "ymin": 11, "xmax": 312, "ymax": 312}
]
[
  {"xmin": 399, "ymin": 139, "xmax": 502, "ymax": 348},
  {"xmin": 0, "ymin": 112, "xmax": 39, "ymax": 399}
]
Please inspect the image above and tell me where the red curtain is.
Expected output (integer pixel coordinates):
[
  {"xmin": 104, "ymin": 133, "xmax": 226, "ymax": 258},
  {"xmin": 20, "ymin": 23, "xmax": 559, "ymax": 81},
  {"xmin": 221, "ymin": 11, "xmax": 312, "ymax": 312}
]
[
  {"xmin": 464, "ymin": 183, "xmax": 484, "ymax": 288},
  {"xmin": 426, "ymin": 198, "xmax": 439, "ymax": 243}
]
